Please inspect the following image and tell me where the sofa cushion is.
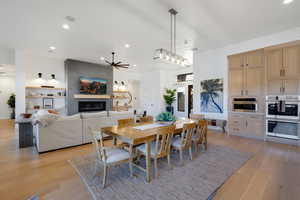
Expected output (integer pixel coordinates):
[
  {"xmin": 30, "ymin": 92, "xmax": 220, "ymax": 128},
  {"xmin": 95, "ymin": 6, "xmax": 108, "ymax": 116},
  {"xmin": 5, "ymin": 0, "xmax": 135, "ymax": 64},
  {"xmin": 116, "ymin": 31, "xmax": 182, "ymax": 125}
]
[{"xmin": 81, "ymin": 111, "xmax": 108, "ymax": 119}]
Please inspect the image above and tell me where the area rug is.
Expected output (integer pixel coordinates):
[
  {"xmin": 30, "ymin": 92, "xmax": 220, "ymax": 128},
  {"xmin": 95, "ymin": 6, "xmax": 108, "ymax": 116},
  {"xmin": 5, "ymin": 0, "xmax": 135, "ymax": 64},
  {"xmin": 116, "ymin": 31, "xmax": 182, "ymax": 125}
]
[{"xmin": 69, "ymin": 144, "xmax": 252, "ymax": 200}]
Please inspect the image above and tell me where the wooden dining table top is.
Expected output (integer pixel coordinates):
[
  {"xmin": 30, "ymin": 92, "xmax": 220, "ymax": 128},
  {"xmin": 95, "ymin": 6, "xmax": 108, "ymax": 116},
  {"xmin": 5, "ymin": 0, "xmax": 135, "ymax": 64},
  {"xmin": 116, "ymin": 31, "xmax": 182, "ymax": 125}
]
[{"xmin": 102, "ymin": 119, "xmax": 196, "ymax": 145}]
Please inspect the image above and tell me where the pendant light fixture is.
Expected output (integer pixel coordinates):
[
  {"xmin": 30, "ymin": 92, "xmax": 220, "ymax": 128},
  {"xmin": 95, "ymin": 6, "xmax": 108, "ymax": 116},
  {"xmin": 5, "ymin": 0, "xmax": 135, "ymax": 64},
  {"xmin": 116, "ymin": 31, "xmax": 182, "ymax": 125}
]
[{"xmin": 153, "ymin": 8, "xmax": 189, "ymax": 67}]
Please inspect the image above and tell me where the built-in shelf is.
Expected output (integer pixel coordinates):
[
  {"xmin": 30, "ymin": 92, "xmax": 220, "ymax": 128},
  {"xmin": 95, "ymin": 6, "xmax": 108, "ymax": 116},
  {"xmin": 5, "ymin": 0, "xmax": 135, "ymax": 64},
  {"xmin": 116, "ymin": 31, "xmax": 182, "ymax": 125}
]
[
  {"xmin": 112, "ymin": 105, "xmax": 132, "ymax": 111},
  {"xmin": 26, "ymin": 96, "xmax": 65, "ymax": 99},
  {"xmin": 73, "ymin": 94, "xmax": 111, "ymax": 99},
  {"xmin": 26, "ymin": 86, "xmax": 66, "ymax": 90}
]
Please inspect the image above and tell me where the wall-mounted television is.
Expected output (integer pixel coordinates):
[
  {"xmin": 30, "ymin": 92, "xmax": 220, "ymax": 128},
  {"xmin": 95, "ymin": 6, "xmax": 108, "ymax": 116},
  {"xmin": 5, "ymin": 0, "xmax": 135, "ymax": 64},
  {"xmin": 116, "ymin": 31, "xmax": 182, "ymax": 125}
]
[{"xmin": 79, "ymin": 77, "xmax": 107, "ymax": 95}]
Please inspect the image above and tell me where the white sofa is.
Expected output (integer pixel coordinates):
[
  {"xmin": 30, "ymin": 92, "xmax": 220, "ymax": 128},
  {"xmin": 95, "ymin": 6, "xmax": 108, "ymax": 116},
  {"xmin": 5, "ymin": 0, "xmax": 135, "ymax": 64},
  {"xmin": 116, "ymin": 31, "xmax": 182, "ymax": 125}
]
[
  {"xmin": 81, "ymin": 111, "xmax": 133, "ymax": 144},
  {"xmin": 34, "ymin": 111, "xmax": 134, "ymax": 153}
]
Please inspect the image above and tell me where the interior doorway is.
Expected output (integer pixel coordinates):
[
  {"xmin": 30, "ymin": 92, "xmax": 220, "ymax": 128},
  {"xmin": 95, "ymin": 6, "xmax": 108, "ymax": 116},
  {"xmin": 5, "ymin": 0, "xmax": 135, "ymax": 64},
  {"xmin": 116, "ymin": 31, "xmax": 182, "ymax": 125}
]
[{"xmin": 188, "ymin": 85, "xmax": 193, "ymax": 118}]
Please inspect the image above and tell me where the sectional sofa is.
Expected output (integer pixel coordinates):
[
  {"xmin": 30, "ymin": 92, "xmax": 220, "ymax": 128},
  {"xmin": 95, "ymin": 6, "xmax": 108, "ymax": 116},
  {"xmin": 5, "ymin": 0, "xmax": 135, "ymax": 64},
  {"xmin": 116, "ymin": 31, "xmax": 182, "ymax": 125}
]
[{"xmin": 33, "ymin": 111, "xmax": 134, "ymax": 153}]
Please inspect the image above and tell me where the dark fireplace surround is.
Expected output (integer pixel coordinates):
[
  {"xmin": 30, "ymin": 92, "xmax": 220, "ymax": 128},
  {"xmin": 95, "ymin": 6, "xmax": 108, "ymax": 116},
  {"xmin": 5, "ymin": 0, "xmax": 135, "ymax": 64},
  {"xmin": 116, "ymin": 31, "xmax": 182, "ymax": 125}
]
[{"xmin": 78, "ymin": 101, "xmax": 106, "ymax": 112}]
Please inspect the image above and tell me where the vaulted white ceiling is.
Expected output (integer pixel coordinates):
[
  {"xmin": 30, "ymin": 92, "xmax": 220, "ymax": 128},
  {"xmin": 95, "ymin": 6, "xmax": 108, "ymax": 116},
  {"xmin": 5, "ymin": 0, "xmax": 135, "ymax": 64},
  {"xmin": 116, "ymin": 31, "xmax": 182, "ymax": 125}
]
[{"xmin": 0, "ymin": 0, "xmax": 299, "ymax": 72}]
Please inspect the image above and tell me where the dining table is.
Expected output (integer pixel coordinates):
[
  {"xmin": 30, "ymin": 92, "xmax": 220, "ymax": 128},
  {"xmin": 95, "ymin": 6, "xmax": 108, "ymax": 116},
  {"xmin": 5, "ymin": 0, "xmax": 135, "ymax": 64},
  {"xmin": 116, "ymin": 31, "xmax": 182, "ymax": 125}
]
[{"xmin": 101, "ymin": 119, "xmax": 195, "ymax": 182}]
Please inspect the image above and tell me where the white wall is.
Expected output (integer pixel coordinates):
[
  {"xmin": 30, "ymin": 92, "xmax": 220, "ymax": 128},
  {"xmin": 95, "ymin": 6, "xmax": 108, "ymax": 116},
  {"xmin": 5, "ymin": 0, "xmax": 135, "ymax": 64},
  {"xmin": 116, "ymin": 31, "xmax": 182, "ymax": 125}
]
[
  {"xmin": 0, "ymin": 47, "xmax": 14, "ymax": 65},
  {"xmin": 15, "ymin": 51, "xmax": 65, "ymax": 116},
  {"xmin": 193, "ymin": 27, "xmax": 300, "ymax": 120},
  {"xmin": 0, "ymin": 76, "xmax": 15, "ymax": 119}
]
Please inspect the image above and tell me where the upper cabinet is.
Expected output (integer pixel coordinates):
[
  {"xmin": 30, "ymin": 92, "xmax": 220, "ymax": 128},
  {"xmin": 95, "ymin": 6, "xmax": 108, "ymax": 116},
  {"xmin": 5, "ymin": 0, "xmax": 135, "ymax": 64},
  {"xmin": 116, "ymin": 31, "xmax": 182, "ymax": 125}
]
[
  {"xmin": 266, "ymin": 43, "xmax": 300, "ymax": 95},
  {"xmin": 266, "ymin": 48, "xmax": 283, "ymax": 79},
  {"xmin": 228, "ymin": 50, "xmax": 264, "ymax": 97},
  {"xmin": 228, "ymin": 54, "xmax": 244, "ymax": 69},
  {"xmin": 246, "ymin": 50, "xmax": 265, "ymax": 68},
  {"xmin": 283, "ymin": 45, "xmax": 300, "ymax": 79},
  {"xmin": 266, "ymin": 45, "xmax": 300, "ymax": 80}
]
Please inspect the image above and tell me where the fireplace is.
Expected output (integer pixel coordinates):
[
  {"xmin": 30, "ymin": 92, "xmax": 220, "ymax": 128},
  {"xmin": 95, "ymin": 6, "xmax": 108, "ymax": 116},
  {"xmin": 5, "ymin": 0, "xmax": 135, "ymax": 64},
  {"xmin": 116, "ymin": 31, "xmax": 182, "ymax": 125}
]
[{"xmin": 78, "ymin": 101, "xmax": 106, "ymax": 112}]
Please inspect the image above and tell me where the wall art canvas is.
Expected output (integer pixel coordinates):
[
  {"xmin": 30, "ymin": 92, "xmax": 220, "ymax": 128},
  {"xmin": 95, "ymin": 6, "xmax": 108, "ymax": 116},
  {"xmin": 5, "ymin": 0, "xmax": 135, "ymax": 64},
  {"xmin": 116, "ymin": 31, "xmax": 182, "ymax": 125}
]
[{"xmin": 200, "ymin": 78, "xmax": 224, "ymax": 113}]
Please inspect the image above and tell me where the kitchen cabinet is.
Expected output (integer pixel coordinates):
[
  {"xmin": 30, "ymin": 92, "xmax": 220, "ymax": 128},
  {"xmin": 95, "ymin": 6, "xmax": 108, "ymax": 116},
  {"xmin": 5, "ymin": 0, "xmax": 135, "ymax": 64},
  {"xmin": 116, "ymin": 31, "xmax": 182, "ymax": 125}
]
[
  {"xmin": 283, "ymin": 45, "xmax": 300, "ymax": 79},
  {"xmin": 245, "ymin": 67, "xmax": 264, "ymax": 97},
  {"xmin": 228, "ymin": 50, "xmax": 264, "ymax": 97},
  {"xmin": 229, "ymin": 113, "xmax": 264, "ymax": 139},
  {"xmin": 228, "ymin": 54, "xmax": 244, "ymax": 69},
  {"xmin": 266, "ymin": 45, "xmax": 300, "ymax": 80},
  {"xmin": 229, "ymin": 68, "xmax": 244, "ymax": 96},
  {"xmin": 267, "ymin": 79, "xmax": 299, "ymax": 95},
  {"xmin": 266, "ymin": 48, "xmax": 283, "ymax": 79}
]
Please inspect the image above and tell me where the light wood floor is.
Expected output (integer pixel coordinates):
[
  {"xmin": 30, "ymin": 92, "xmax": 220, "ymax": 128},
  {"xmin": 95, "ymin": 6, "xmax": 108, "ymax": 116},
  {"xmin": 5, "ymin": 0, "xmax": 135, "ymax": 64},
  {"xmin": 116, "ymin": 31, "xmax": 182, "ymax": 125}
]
[{"xmin": 0, "ymin": 120, "xmax": 300, "ymax": 200}]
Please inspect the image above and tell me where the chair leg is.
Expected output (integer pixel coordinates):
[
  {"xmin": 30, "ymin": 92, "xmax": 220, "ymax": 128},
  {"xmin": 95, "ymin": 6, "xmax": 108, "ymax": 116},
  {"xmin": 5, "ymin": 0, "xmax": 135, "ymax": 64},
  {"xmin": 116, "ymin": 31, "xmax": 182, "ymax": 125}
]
[
  {"xmin": 167, "ymin": 154, "xmax": 171, "ymax": 169},
  {"xmin": 154, "ymin": 158, "xmax": 158, "ymax": 178},
  {"xmin": 129, "ymin": 144, "xmax": 133, "ymax": 177},
  {"xmin": 179, "ymin": 149, "xmax": 184, "ymax": 166},
  {"xmin": 93, "ymin": 162, "xmax": 99, "ymax": 178},
  {"xmin": 102, "ymin": 166, "xmax": 108, "ymax": 188},
  {"xmin": 189, "ymin": 146, "xmax": 193, "ymax": 160},
  {"xmin": 205, "ymin": 137, "xmax": 208, "ymax": 151}
]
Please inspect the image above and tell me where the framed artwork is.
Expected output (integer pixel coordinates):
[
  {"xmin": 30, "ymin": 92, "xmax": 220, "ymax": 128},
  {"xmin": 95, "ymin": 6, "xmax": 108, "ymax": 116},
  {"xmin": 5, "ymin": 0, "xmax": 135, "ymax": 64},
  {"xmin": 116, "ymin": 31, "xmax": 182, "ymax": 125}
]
[
  {"xmin": 200, "ymin": 78, "xmax": 224, "ymax": 113},
  {"xmin": 43, "ymin": 98, "xmax": 54, "ymax": 109}
]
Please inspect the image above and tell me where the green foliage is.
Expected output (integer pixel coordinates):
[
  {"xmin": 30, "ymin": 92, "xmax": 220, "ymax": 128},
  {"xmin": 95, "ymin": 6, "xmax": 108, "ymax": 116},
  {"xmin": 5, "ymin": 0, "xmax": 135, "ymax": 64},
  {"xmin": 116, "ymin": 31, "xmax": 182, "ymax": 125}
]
[
  {"xmin": 156, "ymin": 112, "xmax": 176, "ymax": 122},
  {"xmin": 7, "ymin": 93, "xmax": 15, "ymax": 108},
  {"xmin": 163, "ymin": 88, "xmax": 176, "ymax": 105}
]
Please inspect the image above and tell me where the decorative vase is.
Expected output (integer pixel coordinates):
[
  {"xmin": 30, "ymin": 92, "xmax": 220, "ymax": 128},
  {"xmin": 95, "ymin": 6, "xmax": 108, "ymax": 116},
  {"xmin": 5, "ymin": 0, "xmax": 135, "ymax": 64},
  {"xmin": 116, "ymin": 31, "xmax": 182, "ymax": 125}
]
[{"xmin": 166, "ymin": 105, "xmax": 174, "ymax": 114}]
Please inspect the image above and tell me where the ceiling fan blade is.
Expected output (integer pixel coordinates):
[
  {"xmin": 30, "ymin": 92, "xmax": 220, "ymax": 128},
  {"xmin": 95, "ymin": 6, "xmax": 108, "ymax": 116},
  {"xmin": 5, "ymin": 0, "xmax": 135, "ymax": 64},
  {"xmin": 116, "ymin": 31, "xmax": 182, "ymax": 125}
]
[
  {"xmin": 117, "ymin": 66, "xmax": 129, "ymax": 69},
  {"xmin": 117, "ymin": 64, "xmax": 130, "ymax": 67},
  {"xmin": 115, "ymin": 61, "xmax": 121, "ymax": 65},
  {"xmin": 105, "ymin": 60, "xmax": 112, "ymax": 65}
]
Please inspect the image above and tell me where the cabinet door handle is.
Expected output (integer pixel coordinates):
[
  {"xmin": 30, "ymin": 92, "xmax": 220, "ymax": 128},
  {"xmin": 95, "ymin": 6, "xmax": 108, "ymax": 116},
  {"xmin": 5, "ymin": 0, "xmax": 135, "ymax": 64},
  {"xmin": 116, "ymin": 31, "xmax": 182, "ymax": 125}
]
[
  {"xmin": 283, "ymin": 87, "xmax": 285, "ymax": 94},
  {"xmin": 246, "ymin": 120, "xmax": 248, "ymax": 127},
  {"xmin": 241, "ymin": 90, "xmax": 244, "ymax": 96},
  {"xmin": 282, "ymin": 69, "xmax": 285, "ymax": 77}
]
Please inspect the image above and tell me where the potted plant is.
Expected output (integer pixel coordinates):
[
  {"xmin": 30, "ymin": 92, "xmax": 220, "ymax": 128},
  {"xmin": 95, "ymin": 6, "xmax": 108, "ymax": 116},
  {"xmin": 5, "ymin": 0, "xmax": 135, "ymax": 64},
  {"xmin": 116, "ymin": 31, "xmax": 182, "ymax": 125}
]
[
  {"xmin": 7, "ymin": 93, "xmax": 15, "ymax": 119},
  {"xmin": 163, "ymin": 88, "xmax": 176, "ymax": 114},
  {"xmin": 156, "ymin": 112, "xmax": 176, "ymax": 124}
]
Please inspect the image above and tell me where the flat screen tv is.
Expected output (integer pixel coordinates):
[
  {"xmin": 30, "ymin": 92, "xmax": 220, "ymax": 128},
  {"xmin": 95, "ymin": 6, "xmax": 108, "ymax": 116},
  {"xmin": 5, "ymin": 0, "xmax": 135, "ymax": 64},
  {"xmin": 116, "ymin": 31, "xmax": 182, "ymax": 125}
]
[{"xmin": 79, "ymin": 77, "xmax": 107, "ymax": 95}]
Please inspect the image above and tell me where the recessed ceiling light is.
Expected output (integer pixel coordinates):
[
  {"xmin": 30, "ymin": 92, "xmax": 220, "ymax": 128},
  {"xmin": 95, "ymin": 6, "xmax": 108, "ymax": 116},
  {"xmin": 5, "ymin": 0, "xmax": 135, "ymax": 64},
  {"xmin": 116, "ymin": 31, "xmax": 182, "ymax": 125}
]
[
  {"xmin": 133, "ymin": 64, "xmax": 137, "ymax": 67},
  {"xmin": 49, "ymin": 46, "xmax": 56, "ymax": 50},
  {"xmin": 283, "ymin": 0, "xmax": 294, "ymax": 4},
  {"xmin": 124, "ymin": 44, "xmax": 130, "ymax": 48},
  {"xmin": 100, "ymin": 57, "xmax": 105, "ymax": 61},
  {"xmin": 62, "ymin": 23, "xmax": 70, "ymax": 30}
]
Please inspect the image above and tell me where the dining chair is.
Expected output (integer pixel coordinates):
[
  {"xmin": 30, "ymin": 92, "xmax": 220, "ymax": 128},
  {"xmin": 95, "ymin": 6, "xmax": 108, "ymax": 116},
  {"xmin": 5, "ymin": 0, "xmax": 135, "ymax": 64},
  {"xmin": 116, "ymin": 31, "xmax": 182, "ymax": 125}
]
[
  {"xmin": 192, "ymin": 119, "xmax": 208, "ymax": 153},
  {"xmin": 171, "ymin": 122, "xmax": 196, "ymax": 165},
  {"xmin": 89, "ymin": 127, "xmax": 133, "ymax": 188},
  {"xmin": 118, "ymin": 118, "xmax": 135, "ymax": 128},
  {"xmin": 136, "ymin": 125, "xmax": 175, "ymax": 178},
  {"xmin": 139, "ymin": 116, "xmax": 154, "ymax": 123}
]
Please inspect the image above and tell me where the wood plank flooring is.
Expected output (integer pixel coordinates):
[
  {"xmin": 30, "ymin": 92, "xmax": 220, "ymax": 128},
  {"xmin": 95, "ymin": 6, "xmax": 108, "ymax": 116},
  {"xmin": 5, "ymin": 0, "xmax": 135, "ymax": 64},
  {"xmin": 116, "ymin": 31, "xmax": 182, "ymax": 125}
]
[{"xmin": 0, "ymin": 119, "xmax": 300, "ymax": 200}]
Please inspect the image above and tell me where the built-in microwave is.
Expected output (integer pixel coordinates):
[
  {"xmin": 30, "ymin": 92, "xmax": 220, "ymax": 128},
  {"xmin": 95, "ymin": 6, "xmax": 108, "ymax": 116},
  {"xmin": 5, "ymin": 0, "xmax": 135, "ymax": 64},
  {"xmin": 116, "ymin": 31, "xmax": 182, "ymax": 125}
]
[
  {"xmin": 232, "ymin": 98, "xmax": 257, "ymax": 112},
  {"xmin": 266, "ymin": 119, "xmax": 299, "ymax": 140},
  {"xmin": 266, "ymin": 96, "xmax": 300, "ymax": 120}
]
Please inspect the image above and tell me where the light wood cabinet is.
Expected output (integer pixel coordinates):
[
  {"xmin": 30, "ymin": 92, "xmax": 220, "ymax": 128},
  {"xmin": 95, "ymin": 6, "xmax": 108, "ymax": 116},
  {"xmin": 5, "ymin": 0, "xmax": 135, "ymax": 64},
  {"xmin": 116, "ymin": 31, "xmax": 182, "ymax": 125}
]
[
  {"xmin": 266, "ymin": 48, "xmax": 283, "ymax": 79},
  {"xmin": 266, "ymin": 44, "xmax": 300, "ymax": 95},
  {"xmin": 228, "ymin": 54, "xmax": 244, "ymax": 69},
  {"xmin": 245, "ymin": 67, "xmax": 264, "ymax": 97},
  {"xmin": 229, "ymin": 68, "xmax": 244, "ymax": 96},
  {"xmin": 229, "ymin": 113, "xmax": 264, "ymax": 139},
  {"xmin": 228, "ymin": 50, "xmax": 264, "ymax": 97},
  {"xmin": 283, "ymin": 45, "xmax": 300, "ymax": 79},
  {"xmin": 246, "ymin": 50, "xmax": 265, "ymax": 68}
]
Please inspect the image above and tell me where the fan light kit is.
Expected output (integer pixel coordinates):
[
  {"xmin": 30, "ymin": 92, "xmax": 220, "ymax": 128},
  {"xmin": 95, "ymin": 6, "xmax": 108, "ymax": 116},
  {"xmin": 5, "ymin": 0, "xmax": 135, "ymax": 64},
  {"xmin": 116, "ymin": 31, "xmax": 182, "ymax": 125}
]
[{"xmin": 153, "ymin": 9, "xmax": 190, "ymax": 67}]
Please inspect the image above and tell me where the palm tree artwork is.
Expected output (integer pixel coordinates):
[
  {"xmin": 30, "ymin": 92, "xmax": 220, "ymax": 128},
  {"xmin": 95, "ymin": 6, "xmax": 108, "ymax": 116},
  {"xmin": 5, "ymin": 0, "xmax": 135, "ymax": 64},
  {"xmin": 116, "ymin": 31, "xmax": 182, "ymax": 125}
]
[{"xmin": 200, "ymin": 79, "xmax": 223, "ymax": 113}]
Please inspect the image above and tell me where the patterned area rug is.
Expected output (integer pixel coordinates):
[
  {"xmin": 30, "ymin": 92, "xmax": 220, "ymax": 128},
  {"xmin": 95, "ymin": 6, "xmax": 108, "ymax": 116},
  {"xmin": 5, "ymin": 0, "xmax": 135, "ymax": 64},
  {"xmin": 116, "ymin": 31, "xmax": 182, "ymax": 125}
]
[{"xmin": 69, "ymin": 144, "xmax": 251, "ymax": 200}]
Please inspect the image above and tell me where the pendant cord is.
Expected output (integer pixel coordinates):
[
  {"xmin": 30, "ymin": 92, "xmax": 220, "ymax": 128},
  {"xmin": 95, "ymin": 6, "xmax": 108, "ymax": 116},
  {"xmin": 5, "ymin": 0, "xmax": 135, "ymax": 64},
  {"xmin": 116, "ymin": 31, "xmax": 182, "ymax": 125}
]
[{"xmin": 170, "ymin": 11, "xmax": 173, "ymax": 53}]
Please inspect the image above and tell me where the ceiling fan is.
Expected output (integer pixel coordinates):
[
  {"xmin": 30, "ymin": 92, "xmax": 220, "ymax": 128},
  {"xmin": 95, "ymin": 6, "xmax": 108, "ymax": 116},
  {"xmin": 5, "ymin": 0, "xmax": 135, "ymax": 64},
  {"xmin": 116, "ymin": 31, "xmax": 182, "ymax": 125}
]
[{"xmin": 105, "ymin": 52, "xmax": 130, "ymax": 69}]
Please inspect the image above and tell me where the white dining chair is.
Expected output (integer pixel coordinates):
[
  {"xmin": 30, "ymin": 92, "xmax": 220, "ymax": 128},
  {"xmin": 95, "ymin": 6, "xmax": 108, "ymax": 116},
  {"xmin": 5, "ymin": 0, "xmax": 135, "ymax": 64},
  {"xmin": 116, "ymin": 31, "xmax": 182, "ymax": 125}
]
[{"xmin": 89, "ymin": 127, "xmax": 133, "ymax": 188}]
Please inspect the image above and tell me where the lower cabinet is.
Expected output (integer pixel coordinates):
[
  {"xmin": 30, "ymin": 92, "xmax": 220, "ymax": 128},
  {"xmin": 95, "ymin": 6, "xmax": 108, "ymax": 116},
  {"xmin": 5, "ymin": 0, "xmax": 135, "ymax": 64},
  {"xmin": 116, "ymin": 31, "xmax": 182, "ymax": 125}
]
[{"xmin": 229, "ymin": 113, "xmax": 265, "ymax": 139}]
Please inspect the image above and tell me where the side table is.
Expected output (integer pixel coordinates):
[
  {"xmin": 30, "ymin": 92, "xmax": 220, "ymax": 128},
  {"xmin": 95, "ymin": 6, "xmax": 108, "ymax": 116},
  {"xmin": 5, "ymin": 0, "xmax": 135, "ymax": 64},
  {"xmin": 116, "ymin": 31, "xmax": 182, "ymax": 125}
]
[{"xmin": 16, "ymin": 118, "xmax": 34, "ymax": 148}]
